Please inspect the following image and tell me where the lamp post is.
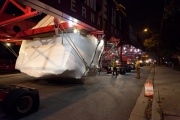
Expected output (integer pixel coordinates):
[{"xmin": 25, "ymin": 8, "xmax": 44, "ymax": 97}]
[{"xmin": 143, "ymin": 28, "xmax": 161, "ymax": 65}]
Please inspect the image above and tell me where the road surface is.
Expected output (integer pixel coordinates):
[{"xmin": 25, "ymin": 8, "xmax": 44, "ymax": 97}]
[{"xmin": 0, "ymin": 66, "xmax": 152, "ymax": 120}]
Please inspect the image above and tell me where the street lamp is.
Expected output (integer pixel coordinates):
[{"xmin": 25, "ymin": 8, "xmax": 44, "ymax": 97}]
[
  {"xmin": 144, "ymin": 28, "xmax": 148, "ymax": 32},
  {"xmin": 6, "ymin": 43, "xmax": 11, "ymax": 46}
]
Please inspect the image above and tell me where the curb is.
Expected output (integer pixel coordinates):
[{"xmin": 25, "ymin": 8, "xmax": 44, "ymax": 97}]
[
  {"xmin": 129, "ymin": 66, "xmax": 161, "ymax": 120},
  {"xmin": 151, "ymin": 88, "xmax": 162, "ymax": 120}
]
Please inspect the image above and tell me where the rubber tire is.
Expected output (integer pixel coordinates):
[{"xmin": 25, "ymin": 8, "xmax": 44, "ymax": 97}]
[{"xmin": 2, "ymin": 89, "xmax": 39, "ymax": 118}]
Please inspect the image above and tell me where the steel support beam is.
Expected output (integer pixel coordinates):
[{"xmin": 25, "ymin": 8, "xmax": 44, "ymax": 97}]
[
  {"xmin": 16, "ymin": 22, "xmax": 89, "ymax": 38},
  {"xmin": 0, "ymin": 0, "xmax": 10, "ymax": 19},
  {"xmin": 0, "ymin": 0, "xmax": 38, "ymax": 27},
  {"xmin": 0, "ymin": 11, "xmax": 38, "ymax": 27}
]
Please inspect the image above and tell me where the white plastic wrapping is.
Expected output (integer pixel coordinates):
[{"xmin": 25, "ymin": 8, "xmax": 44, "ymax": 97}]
[
  {"xmin": 15, "ymin": 15, "xmax": 104, "ymax": 78},
  {"xmin": 15, "ymin": 33, "xmax": 104, "ymax": 78}
]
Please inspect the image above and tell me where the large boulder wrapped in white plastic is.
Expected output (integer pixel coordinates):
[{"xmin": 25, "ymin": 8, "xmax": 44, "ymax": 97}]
[{"xmin": 15, "ymin": 33, "xmax": 104, "ymax": 78}]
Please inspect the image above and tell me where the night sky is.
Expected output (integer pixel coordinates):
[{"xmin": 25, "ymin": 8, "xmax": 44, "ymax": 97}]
[{"xmin": 118, "ymin": 0, "xmax": 165, "ymax": 33}]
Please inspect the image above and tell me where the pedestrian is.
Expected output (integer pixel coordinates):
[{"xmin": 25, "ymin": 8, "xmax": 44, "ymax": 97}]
[
  {"xmin": 135, "ymin": 57, "xmax": 140, "ymax": 79},
  {"xmin": 111, "ymin": 57, "xmax": 118, "ymax": 76}
]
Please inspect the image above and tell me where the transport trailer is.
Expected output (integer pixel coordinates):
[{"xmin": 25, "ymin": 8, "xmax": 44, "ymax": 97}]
[{"xmin": 0, "ymin": 85, "xmax": 39, "ymax": 118}]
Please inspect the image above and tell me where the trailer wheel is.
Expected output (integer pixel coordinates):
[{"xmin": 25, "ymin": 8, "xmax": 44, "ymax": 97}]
[{"xmin": 2, "ymin": 89, "xmax": 39, "ymax": 118}]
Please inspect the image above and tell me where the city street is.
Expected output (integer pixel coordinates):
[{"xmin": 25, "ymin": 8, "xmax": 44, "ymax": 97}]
[
  {"xmin": 0, "ymin": 66, "xmax": 152, "ymax": 120},
  {"xmin": 0, "ymin": 0, "xmax": 179, "ymax": 120}
]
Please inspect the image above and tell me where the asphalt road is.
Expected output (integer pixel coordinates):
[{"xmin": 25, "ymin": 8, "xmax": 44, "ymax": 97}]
[{"xmin": 0, "ymin": 66, "xmax": 152, "ymax": 120}]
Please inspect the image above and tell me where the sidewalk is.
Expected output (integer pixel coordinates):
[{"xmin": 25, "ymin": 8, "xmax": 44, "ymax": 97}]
[
  {"xmin": 129, "ymin": 65, "xmax": 180, "ymax": 120},
  {"xmin": 152, "ymin": 65, "xmax": 180, "ymax": 120}
]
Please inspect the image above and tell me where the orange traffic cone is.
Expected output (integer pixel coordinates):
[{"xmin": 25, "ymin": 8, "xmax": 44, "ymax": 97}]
[{"xmin": 144, "ymin": 80, "xmax": 154, "ymax": 97}]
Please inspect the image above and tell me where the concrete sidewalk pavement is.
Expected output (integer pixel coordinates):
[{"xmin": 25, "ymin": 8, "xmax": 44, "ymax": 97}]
[
  {"xmin": 152, "ymin": 65, "xmax": 180, "ymax": 120},
  {"xmin": 129, "ymin": 65, "xmax": 180, "ymax": 120}
]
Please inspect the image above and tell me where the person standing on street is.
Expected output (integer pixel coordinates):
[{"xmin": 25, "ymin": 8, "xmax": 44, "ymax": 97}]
[
  {"xmin": 135, "ymin": 57, "xmax": 140, "ymax": 79},
  {"xmin": 111, "ymin": 58, "xmax": 118, "ymax": 76}
]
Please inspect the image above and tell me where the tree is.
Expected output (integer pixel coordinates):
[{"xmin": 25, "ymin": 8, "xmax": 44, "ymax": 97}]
[
  {"xmin": 143, "ymin": 34, "xmax": 159, "ymax": 51},
  {"xmin": 143, "ymin": 33, "xmax": 162, "ymax": 64},
  {"xmin": 160, "ymin": 0, "xmax": 180, "ymax": 59}
]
